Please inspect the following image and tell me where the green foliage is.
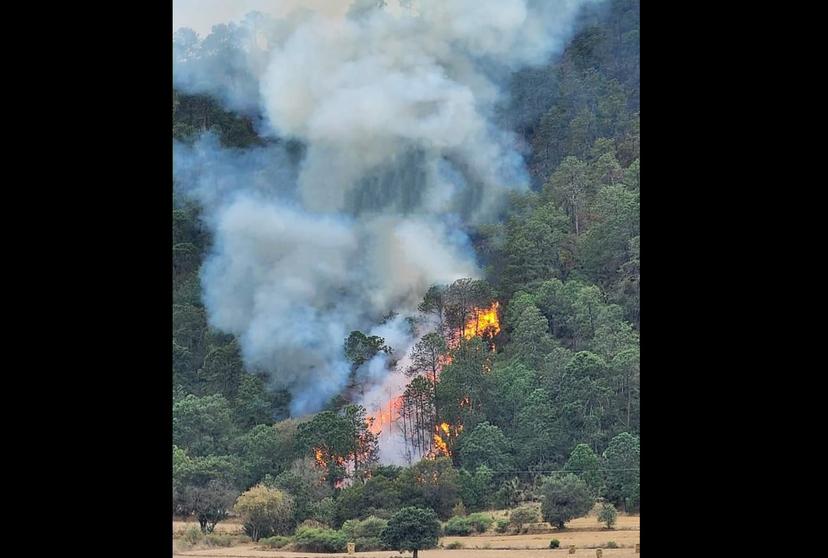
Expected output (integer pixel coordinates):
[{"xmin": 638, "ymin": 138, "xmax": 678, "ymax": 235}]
[
  {"xmin": 564, "ymin": 444, "xmax": 604, "ymax": 497},
  {"xmin": 344, "ymin": 331, "xmax": 390, "ymax": 368},
  {"xmin": 361, "ymin": 473, "xmax": 402, "ymax": 512},
  {"xmin": 380, "ymin": 507, "xmax": 441, "ymax": 554},
  {"xmin": 293, "ymin": 526, "xmax": 348, "ymax": 553},
  {"xmin": 443, "ymin": 516, "xmax": 473, "ymax": 536},
  {"xmin": 234, "ymin": 484, "xmax": 295, "ymax": 541},
  {"xmin": 550, "ymin": 539, "xmax": 561, "ymax": 548},
  {"xmin": 458, "ymin": 466, "xmax": 494, "ymax": 512},
  {"xmin": 179, "ymin": 479, "xmax": 239, "ymax": 533},
  {"xmin": 173, "ymin": 394, "xmax": 236, "ymax": 456},
  {"xmin": 539, "ymin": 473, "xmax": 594, "ymax": 529},
  {"xmin": 466, "ymin": 513, "xmax": 494, "ymax": 533},
  {"xmin": 271, "ymin": 457, "xmax": 333, "ymax": 525},
  {"xmin": 173, "ymin": 91, "xmax": 263, "ymax": 148},
  {"xmin": 446, "ymin": 541, "xmax": 464, "ymax": 549},
  {"xmin": 606, "ymin": 540, "xmax": 619, "ymax": 548},
  {"xmin": 333, "ymin": 484, "xmax": 366, "ymax": 527},
  {"xmin": 509, "ymin": 505, "xmax": 540, "ymax": 533},
  {"xmin": 341, "ymin": 516, "xmax": 389, "ymax": 551},
  {"xmin": 182, "ymin": 526, "xmax": 203, "ymax": 545},
  {"xmin": 458, "ymin": 422, "xmax": 510, "ymax": 472},
  {"xmin": 396, "ymin": 458, "xmax": 460, "ymax": 520},
  {"xmin": 602, "ymin": 432, "xmax": 640, "ymax": 511},
  {"xmin": 170, "ymin": 4, "xmax": 639, "ymax": 530},
  {"xmin": 495, "ymin": 519, "xmax": 510, "ymax": 533},
  {"xmin": 598, "ymin": 502, "xmax": 618, "ymax": 529},
  {"xmin": 259, "ymin": 536, "xmax": 291, "ymax": 548}
]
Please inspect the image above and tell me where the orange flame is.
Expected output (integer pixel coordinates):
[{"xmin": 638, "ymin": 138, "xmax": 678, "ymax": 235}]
[
  {"xmin": 366, "ymin": 301, "xmax": 499, "ymax": 460},
  {"xmin": 462, "ymin": 301, "xmax": 501, "ymax": 340},
  {"xmin": 432, "ymin": 421, "xmax": 463, "ymax": 458},
  {"xmin": 368, "ymin": 396, "xmax": 404, "ymax": 436}
]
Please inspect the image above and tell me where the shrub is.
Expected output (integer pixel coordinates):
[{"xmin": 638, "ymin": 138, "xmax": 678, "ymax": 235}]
[
  {"xmin": 380, "ymin": 507, "xmax": 441, "ymax": 557},
  {"xmin": 509, "ymin": 505, "xmax": 540, "ymax": 533},
  {"xmin": 293, "ymin": 526, "xmax": 347, "ymax": 553},
  {"xmin": 298, "ymin": 519, "xmax": 327, "ymax": 530},
  {"xmin": 452, "ymin": 501, "xmax": 467, "ymax": 517},
  {"xmin": 549, "ymin": 539, "xmax": 560, "ymax": 549},
  {"xmin": 341, "ymin": 516, "xmax": 389, "ymax": 551},
  {"xmin": 606, "ymin": 541, "xmax": 619, "ymax": 548},
  {"xmin": 538, "ymin": 473, "xmax": 594, "ymax": 529},
  {"xmin": 234, "ymin": 484, "xmax": 295, "ymax": 541},
  {"xmin": 466, "ymin": 513, "xmax": 494, "ymax": 533},
  {"xmin": 259, "ymin": 536, "xmax": 291, "ymax": 549},
  {"xmin": 183, "ymin": 526, "xmax": 203, "ymax": 545},
  {"xmin": 354, "ymin": 537, "xmax": 384, "ymax": 551},
  {"xmin": 597, "ymin": 502, "xmax": 618, "ymax": 529},
  {"xmin": 443, "ymin": 516, "xmax": 474, "ymax": 536},
  {"xmin": 446, "ymin": 541, "xmax": 464, "ymax": 549},
  {"xmin": 495, "ymin": 519, "xmax": 510, "ymax": 533},
  {"xmin": 205, "ymin": 534, "xmax": 233, "ymax": 547}
]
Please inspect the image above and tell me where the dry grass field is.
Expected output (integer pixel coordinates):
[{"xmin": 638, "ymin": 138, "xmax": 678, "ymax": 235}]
[
  {"xmin": 173, "ymin": 511, "xmax": 639, "ymax": 558},
  {"xmin": 175, "ymin": 548, "xmax": 639, "ymax": 558}
]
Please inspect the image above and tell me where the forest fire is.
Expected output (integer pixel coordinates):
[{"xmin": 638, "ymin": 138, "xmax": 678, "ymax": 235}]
[
  {"xmin": 432, "ymin": 422, "xmax": 463, "ymax": 457},
  {"xmin": 368, "ymin": 396, "xmax": 404, "ymax": 436},
  {"xmin": 462, "ymin": 301, "xmax": 501, "ymax": 340},
  {"xmin": 365, "ymin": 300, "xmax": 500, "ymax": 461}
]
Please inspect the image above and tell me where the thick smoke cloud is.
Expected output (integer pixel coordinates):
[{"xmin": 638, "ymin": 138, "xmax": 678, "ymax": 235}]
[{"xmin": 173, "ymin": 0, "xmax": 600, "ymax": 416}]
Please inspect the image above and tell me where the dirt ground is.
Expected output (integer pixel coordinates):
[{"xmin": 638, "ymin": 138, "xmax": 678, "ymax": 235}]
[
  {"xmin": 173, "ymin": 513, "xmax": 639, "ymax": 558},
  {"xmin": 174, "ymin": 548, "xmax": 639, "ymax": 558}
]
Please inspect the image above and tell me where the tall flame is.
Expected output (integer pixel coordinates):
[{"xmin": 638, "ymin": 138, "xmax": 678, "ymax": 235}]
[
  {"xmin": 462, "ymin": 301, "xmax": 501, "ymax": 340},
  {"xmin": 366, "ymin": 301, "xmax": 499, "ymax": 460},
  {"xmin": 368, "ymin": 396, "xmax": 403, "ymax": 436}
]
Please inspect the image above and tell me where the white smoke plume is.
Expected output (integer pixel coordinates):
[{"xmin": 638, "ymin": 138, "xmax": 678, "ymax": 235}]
[{"xmin": 173, "ymin": 0, "xmax": 601, "ymax": 418}]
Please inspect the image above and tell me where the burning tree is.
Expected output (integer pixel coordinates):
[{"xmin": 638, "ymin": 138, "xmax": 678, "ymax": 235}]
[
  {"xmin": 399, "ymin": 376, "xmax": 435, "ymax": 460},
  {"xmin": 362, "ymin": 278, "xmax": 501, "ymax": 463},
  {"xmin": 297, "ymin": 404, "xmax": 378, "ymax": 487}
]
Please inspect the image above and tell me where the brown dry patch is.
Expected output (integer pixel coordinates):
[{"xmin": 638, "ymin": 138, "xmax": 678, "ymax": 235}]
[
  {"xmin": 174, "ymin": 521, "xmax": 245, "ymax": 535},
  {"xmin": 441, "ymin": 529, "xmax": 639, "ymax": 550},
  {"xmin": 174, "ymin": 546, "xmax": 638, "ymax": 558}
]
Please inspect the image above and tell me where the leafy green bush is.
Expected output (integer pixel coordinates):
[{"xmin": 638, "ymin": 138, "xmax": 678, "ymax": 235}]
[
  {"xmin": 598, "ymin": 502, "xmax": 618, "ymax": 529},
  {"xmin": 293, "ymin": 526, "xmax": 347, "ymax": 552},
  {"xmin": 183, "ymin": 526, "xmax": 203, "ymax": 545},
  {"xmin": 340, "ymin": 516, "xmax": 388, "ymax": 551},
  {"xmin": 509, "ymin": 505, "xmax": 540, "ymax": 533},
  {"xmin": 495, "ymin": 519, "xmax": 510, "ymax": 533},
  {"xmin": 205, "ymin": 534, "xmax": 233, "ymax": 547},
  {"xmin": 549, "ymin": 539, "xmax": 560, "ymax": 548},
  {"xmin": 443, "ymin": 516, "xmax": 474, "ymax": 535},
  {"xmin": 259, "ymin": 536, "xmax": 291, "ymax": 548},
  {"xmin": 606, "ymin": 541, "xmax": 619, "ymax": 548},
  {"xmin": 446, "ymin": 541, "xmax": 464, "ymax": 549},
  {"xmin": 466, "ymin": 512, "xmax": 494, "ymax": 533}
]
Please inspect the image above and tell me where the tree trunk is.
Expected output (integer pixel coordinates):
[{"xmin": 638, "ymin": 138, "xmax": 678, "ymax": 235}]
[{"xmin": 413, "ymin": 549, "xmax": 418, "ymax": 558}]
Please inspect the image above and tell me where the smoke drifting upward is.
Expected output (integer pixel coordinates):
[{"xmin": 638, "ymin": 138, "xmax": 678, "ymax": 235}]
[{"xmin": 173, "ymin": 0, "xmax": 600, "ymax": 417}]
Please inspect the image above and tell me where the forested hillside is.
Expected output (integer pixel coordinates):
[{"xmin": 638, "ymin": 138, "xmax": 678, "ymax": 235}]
[{"xmin": 173, "ymin": 0, "xmax": 639, "ymax": 542}]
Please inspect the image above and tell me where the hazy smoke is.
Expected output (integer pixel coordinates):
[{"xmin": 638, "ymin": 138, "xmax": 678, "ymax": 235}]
[{"xmin": 173, "ymin": 0, "xmax": 599, "ymax": 416}]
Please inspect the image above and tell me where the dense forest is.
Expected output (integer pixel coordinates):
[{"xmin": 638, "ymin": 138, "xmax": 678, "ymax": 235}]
[{"xmin": 173, "ymin": 0, "xmax": 639, "ymax": 548}]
